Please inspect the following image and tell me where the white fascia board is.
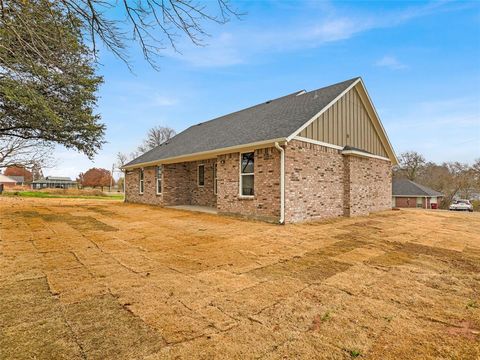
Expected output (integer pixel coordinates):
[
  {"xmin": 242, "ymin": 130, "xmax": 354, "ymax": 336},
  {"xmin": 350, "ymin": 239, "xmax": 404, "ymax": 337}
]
[
  {"xmin": 122, "ymin": 138, "xmax": 287, "ymax": 170},
  {"xmin": 341, "ymin": 149, "xmax": 391, "ymax": 162},
  {"xmin": 293, "ymin": 136, "xmax": 344, "ymax": 150}
]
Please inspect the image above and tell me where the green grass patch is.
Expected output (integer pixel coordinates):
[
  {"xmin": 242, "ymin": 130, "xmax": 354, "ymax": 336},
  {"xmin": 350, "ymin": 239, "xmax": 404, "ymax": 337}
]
[
  {"xmin": 1, "ymin": 191, "xmax": 123, "ymax": 201},
  {"xmin": 321, "ymin": 311, "xmax": 331, "ymax": 322},
  {"xmin": 347, "ymin": 349, "xmax": 362, "ymax": 358},
  {"xmin": 466, "ymin": 299, "xmax": 478, "ymax": 309}
]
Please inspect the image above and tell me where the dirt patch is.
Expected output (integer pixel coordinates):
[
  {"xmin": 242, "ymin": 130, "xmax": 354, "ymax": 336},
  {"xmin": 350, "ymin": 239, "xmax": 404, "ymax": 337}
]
[
  {"xmin": 1, "ymin": 197, "xmax": 480, "ymax": 359},
  {"xmin": 63, "ymin": 294, "xmax": 165, "ymax": 359},
  {"xmin": 446, "ymin": 320, "xmax": 480, "ymax": 340},
  {"xmin": 15, "ymin": 210, "xmax": 118, "ymax": 232},
  {"xmin": 249, "ymin": 252, "xmax": 352, "ymax": 284}
]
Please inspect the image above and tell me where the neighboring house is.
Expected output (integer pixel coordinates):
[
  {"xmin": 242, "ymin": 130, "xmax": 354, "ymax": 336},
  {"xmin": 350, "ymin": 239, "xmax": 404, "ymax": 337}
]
[
  {"xmin": 392, "ymin": 178, "xmax": 444, "ymax": 209},
  {"xmin": 0, "ymin": 174, "xmax": 17, "ymax": 189},
  {"xmin": 31, "ymin": 176, "xmax": 77, "ymax": 189},
  {"xmin": 123, "ymin": 77, "xmax": 398, "ymax": 223}
]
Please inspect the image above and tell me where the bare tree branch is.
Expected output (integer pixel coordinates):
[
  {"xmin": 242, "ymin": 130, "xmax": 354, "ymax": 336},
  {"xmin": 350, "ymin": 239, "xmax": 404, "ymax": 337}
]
[
  {"xmin": 0, "ymin": 137, "xmax": 55, "ymax": 169},
  {"xmin": 54, "ymin": 0, "xmax": 244, "ymax": 69}
]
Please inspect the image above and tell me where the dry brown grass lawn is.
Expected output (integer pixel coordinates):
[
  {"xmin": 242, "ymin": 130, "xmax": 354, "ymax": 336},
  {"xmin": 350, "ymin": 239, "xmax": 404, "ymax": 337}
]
[{"xmin": 1, "ymin": 197, "xmax": 479, "ymax": 359}]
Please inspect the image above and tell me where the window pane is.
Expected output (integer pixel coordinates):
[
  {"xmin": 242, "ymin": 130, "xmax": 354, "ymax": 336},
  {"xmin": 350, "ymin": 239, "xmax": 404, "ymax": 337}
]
[
  {"xmin": 198, "ymin": 165, "xmax": 205, "ymax": 186},
  {"xmin": 241, "ymin": 174, "xmax": 254, "ymax": 196},
  {"xmin": 241, "ymin": 152, "xmax": 254, "ymax": 173}
]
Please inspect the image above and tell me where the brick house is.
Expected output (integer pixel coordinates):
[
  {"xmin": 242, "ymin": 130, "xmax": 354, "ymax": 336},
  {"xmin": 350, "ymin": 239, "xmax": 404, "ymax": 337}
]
[
  {"xmin": 123, "ymin": 77, "xmax": 398, "ymax": 223},
  {"xmin": 392, "ymin": 178, "xmax": 444, "ymax": 209}
]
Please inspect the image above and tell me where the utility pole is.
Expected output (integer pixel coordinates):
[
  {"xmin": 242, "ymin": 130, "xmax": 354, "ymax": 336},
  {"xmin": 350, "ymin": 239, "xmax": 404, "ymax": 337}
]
[{"xmin": 110, "ymin": 163, "xmax": 114, "ymax": 192}]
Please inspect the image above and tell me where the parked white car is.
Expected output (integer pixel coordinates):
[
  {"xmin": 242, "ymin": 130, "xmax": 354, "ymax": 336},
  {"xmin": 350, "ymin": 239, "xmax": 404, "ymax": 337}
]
[{"xmin": 449, "ymin": 200, "xmax": 473, "ymax": 212}]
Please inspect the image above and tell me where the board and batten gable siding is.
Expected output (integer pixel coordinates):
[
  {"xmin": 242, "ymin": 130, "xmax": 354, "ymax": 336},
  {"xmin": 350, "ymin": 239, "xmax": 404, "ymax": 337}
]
[{"xmin": 298, "ymin": 86, "xmax": 388, "ymax": 158}]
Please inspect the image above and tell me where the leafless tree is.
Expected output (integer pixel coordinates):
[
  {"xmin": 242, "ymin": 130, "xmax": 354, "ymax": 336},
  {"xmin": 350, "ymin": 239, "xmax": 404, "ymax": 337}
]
[
  {"xmin": 55, "ymin": 0, "xmax": 243, "ymax": 69},
  {"xmin": 394, "ymin": 151, "xmax": 426, "ymax": 180},
  {"xmin": 116, "ymin": 125, "xmax": 175, "ymax": 169},
  {"xmin": 417, "ymin": 161, "xmax": 476, "ymax": 208},
  {"xmin": 473, "ymin": 158, "xmax": 480, "ymax": 189},
  {"xmin": 116, "ymin": 152, "xmax": 129, "ymax": 169},
  {"xmin": 0, "ymin": 137, "xmax": 55, "ymax": 169},
  {"xmin": 137, "ymin": 126, "xmax": 176, "ymax": 153}
]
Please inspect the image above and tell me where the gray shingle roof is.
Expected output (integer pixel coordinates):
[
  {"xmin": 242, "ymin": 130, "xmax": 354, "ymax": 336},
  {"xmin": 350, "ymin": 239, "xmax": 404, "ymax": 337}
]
[
  {"xmin": 32, "ymin": 176, "xmax": 76, "ymax": 184},
  {"xmin": 9, "ymin": 176, "xmax": 25, "ymax": 183},
  {"xmin": 125, "ymin": 77, "xmax": 359, "ymax": 167},
  {"xmin": 392, "ymin": 178, "xmax": 443, "ymax": 197}
]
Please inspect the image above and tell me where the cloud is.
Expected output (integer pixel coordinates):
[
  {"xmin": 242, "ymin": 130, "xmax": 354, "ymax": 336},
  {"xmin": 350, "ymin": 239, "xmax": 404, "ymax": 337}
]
[
  {"xmin": 375, "ymin": 55, "xmax": 408, "ymax": 70},
  {"xmin": 171, "ymin": 1, "xmax": 461, "ymax": 67},
  {"xmin": 169, "ymin": 32, "xmax": 245, "ymax": 67},
  {"xmin": 150, "ymin": 94, "xmax": 178, "ymax": 107}
]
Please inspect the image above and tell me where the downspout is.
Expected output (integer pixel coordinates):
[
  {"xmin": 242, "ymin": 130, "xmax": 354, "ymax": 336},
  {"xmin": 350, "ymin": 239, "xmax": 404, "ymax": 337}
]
[
  {"xmin": 123, "ymin": 169, "xmax": 126, "ymax": 203},
  {"xmin": 274, "ymin": 142, "xmax": 285, "ymax": 224}
]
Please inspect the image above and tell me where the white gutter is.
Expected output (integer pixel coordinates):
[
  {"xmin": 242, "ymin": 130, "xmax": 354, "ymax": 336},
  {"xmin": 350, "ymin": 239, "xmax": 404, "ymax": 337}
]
[
  {"xmin": 274, "ymin": 142, "xmax": 285, "ymax": 224},
  {"xmin": 123, "ymin": 169, "xmax": 126, "ymax": 203},
  {"xmin": 122, "ymin": 137, "xmax": 287, "ymax": 170}
]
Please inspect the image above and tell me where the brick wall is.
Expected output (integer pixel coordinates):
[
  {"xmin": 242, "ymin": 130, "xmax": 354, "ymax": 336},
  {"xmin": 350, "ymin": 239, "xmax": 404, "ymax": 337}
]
[
  {"xmin": 395, "ymin": 196, "xmax": 429, "ymax": 208},
  {"xmin": 125, "ymin": 159, "xmax": 216, "ymax": 207},
  {"xmin": 284, "ymin": 140, "xmax": 392, "ymax": 223},
  {"xmin": 284, "ymin": 140, "xmax": 346, "ymax": 223},
  {"xmin": 216, "ymin": 147, "xmax": 281, "ymax": 222},
  {"xmin": 343, "ymin": 155, "xmax": 392, "ymax": 216},
  {"xmin": 125, "ymin": 140, "xmax": 392, "ymax": 223},
  {"xmin": 187, "ymin": 159, "xmax": 216, "ymax": 207},
  {"xmin": 125, "ymin": 166, "xmax": 164, "ymax": 206},
  {"xmin": 162, "ymin": 163, "xmax": 190, "ymax": 205}
]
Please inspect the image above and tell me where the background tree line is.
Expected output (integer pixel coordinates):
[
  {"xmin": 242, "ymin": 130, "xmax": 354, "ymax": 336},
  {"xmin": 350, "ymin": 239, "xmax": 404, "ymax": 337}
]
[
  {"xmin": 116, "ymin": 125, "xmax": 176, "ymax": 168},
  {"xmin": 394, "ymin": 151, "xmax": 480, "ymax": 209}
]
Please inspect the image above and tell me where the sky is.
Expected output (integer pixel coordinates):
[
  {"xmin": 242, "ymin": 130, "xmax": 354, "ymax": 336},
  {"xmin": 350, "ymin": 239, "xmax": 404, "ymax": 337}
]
[{"xmin": 50, "ymin": 0, "xmax": 480, "ymax": 179}]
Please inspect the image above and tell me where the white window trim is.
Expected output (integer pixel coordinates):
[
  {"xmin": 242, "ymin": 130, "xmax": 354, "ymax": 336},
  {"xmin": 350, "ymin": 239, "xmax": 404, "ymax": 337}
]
[
  {"xmin": 197, "ymin": 164, "xmax": 205, "ymax": 187},
  {"xmin": 139, "ymin": 168, "xmax": 144, "ymax": 194},
  {"xmin": 239, "ymin": 152, "xmax": 254, "ymax": 198},
  {"xmin": 213, "ymin": 163, "xmax": 217, "ymax": 195},
  {"xmin": 156, "ymin": 165, "xmax": 163, "ymax": 195}
]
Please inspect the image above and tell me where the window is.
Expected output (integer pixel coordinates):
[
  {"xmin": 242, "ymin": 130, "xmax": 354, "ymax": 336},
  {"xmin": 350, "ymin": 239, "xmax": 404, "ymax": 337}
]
[
  {"xmin": 213, "ymin": 163, "xmax": 218, "ymax": 195},
  {"xmin": 240, "ymin": 152, "xmax": 254, "ymax": 196},
  {"xmin": 198, "ymin": 164, "xmax": 205, "ymax": 186},
  {"xmin": 156, "ymin": 165, "xmax": 162, "ymax": 194},
  {"xmin": 416, "ymin": 197, "xmax": 422, "ymax": 208},
  {"xmin": 139, "ymin": 169, "xmax": 144, "ymax": 194}
]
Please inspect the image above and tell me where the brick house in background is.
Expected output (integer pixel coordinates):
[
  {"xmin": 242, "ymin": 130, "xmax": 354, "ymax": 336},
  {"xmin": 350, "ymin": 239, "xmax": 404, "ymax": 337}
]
[
  {"xmin": 392, "ymin": 178, "xmax": 444, "ymax": 209},
  {"xmin": 0, "ymin": 174, "xmax": 17, "ymax": 189},
  {"xmin": 122, "ymin": 77, "xmax": 398, "ymax": 223}
]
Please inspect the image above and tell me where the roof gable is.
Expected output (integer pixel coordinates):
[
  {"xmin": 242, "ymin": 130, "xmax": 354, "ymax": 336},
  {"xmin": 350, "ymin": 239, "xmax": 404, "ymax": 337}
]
[
  {"xmin": 294, "ymin": 85, "xmax": 389, "ymax": 158},
  {"xmin": 287, "ymin": 79, "xmax": 397, "ymax": 164},
  {"xmin": 124, "ymin": 77, "xmax": 396, "ymax": 168},
  {"xmin": 393, "ymin": 178, "xmax": 443, "ymax": 197},
  {"xmin": 0, "ymin": 174, "xmax": 16, "ymax": 183}
]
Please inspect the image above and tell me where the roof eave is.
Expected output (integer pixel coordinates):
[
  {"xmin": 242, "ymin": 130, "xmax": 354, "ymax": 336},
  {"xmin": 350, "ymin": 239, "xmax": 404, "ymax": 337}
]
[{"xmin": 122, "ymin": 137, "xmax": 288, "ymax": 170}]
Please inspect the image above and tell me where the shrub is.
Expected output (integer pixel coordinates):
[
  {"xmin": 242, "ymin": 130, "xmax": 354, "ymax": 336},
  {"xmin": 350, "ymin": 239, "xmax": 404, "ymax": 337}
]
[
  {"xmin": 34, "ymin": 188, "xmax": 106, "ymax": 196},
  {"xmin": 472, "ymin": 200, "xmax": 480, "ymax": 212}
]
